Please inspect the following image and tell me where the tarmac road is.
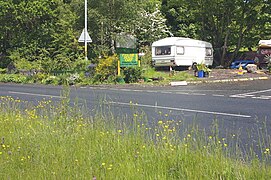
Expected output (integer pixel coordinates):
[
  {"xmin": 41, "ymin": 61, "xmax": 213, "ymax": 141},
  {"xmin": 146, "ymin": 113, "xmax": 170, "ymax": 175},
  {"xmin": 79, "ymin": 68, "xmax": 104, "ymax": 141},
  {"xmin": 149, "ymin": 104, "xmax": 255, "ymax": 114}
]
[{"xmin": 0, "ymin": 79, "xmax": 271, "ymax": 159}]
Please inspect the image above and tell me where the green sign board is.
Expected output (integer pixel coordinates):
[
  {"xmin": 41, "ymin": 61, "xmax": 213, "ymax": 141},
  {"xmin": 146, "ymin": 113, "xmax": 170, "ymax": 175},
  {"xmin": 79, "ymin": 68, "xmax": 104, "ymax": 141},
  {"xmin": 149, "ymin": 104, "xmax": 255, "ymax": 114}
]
[{"xmin": 119, "ymin": 53, "xmax": 138, "ymax": 67}]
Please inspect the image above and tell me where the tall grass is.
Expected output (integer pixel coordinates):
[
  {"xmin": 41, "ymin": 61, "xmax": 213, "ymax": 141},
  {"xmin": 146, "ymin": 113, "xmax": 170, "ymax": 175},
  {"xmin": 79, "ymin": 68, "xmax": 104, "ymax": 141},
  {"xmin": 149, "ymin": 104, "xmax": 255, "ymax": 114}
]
[{"xmin": 0, "ymin": 95, "xmax": 271, "ymax": 179}]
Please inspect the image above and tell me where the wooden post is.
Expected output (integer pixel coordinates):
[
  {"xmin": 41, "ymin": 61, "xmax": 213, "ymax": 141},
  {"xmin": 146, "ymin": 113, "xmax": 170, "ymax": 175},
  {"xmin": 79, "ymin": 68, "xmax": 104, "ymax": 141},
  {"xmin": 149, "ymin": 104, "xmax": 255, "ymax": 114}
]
[{"xmin": 118, "ymin": 59, "xmax": 121, "ymax": 76}]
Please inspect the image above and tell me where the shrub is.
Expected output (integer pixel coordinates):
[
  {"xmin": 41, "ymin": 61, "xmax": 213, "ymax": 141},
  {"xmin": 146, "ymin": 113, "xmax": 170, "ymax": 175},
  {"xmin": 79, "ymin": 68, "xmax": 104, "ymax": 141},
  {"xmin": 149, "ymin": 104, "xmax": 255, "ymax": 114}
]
[
  {"xmin": 123, "ymin": 67, "xmax": 143, "ymax": 83},
  {"xmin": 94, "ymin": 55, "xmax": 118, "ymax": 82},
  {"xmin": 67, "ymin": 73, "xmax": 81, "ymax": 85},
  {"xmin": 41, "ymin": 75, "xmax": 60, "ymax": 85},
  {"xmin": 0, "ymin": 74, "xmax": 28, "ymax": 83},
  {"xmin": 139, "ymin": 45, "xmax": 152, "ymax": 67},
  {"xmin": 0, "ymin": 68, "xmax": 6, "ymax": 74},
  {"xmin": 115, "ymin": 76, "xmax": 125, "ymax": 84},
  {"xmin": 32, "ymin": 73, "xmax": 49, "ymax": 83}
]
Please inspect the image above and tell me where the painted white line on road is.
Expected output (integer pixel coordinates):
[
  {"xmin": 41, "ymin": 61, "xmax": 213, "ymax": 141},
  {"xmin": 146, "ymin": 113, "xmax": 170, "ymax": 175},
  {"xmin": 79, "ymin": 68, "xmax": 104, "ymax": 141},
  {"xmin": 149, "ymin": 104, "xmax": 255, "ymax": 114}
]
[
  {"xmin": 160, "ymin": 91, "xmax": 173, "ymax": 94},
  {"xmin": 146, "ymin": 90, "xmax": 158, "ymax": 93},
  {"xmin": 232, "ymin": 89, "xmax": 271, "ymax": 97},
  {"xmin": 212, "ymin": 94, "xmax": 225, "ymax": 97},
  {"xmin": 260, "ymin": 95, "xmax": 271, "ymax": 99},
  {"xmin": 229, "ymin": 95, "xmax": 246, "ymax": 98},
  {"xmin": 190, "ymin": 93, "xmax": 206, "ymax": 96},
  {"xmin": 252, "ymin": 96, "xmax": 270, "ymax": 100},
  {"xmin": 241, "ymin": 94, "xmax": 255, "ymax": 97},
  {"xmin": 176, "ymin": 92, "xmax": 189, "ymax": 95},
  {"xmin": 109, "ymin": 101, "xmax": 251, "ymax": 118},
  {"xmin": 116, "ymin": 89, "xmax": 131, "ymax": 91},
  {"xmin": 131, "ymin": 89, "xmax": 144, "ymax": 92},
  {"xmin": 8, "ymin": 91, "xmax": 63, "ymax": 98}
]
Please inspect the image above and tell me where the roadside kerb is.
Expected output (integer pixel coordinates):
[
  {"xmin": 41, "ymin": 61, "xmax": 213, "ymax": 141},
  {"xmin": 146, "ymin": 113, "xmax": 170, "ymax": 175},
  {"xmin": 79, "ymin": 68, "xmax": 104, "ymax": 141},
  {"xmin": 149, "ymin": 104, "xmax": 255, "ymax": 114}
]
[{"xmin": 185, "ymin": 76, "xmax": 269, "ymax": 85}]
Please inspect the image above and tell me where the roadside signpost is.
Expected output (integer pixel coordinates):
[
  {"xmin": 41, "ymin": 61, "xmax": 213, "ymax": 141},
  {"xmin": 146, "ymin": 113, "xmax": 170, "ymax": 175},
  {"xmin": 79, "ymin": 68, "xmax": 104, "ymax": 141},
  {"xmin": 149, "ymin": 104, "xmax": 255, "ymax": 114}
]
[
  {"xmin": 78, "ymin": 0, "xmax": 92, "ymax": 60},
  {"xmin": 115, "ymin": 34, "xmax": 139, "ymax": 75}
]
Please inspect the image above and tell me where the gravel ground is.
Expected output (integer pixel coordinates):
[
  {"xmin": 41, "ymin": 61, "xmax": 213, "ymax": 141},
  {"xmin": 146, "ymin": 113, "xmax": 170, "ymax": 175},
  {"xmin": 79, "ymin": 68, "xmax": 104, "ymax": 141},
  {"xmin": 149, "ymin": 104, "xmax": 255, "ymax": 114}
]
[{"xmin": 189, "ymin": 68, "xmax": 270, "ymax": 81}]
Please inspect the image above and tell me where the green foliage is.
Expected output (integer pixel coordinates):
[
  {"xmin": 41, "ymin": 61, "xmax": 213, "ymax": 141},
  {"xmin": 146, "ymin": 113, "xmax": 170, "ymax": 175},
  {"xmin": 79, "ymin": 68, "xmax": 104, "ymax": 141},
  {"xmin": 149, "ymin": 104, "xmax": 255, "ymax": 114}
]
[
  {"xmin": 30, "ymin": 72, "xmax": 84, "ymax": 85},
  {"xmin": 139, "ymin": 46, "xmax": 152, "ymax": 67},
  {"xmin": 135, "ymin": 4, "xmax": 172, "ymax": 46},
  {"xmin": 0, "ymin": 68, "xmax": 6, "ymax": 74},
  {"xmin": 94, "ymin": 55, "xmax": 118, "ymax": 82},
  {"xmin": 0, "ymin": 0, "xmax": 270, "ymax": 74},
  {"xmin": 123, "ymin": 67, "xmax": 143, "ymax": 83},
  {"xmin": 161, "ymin": 0, "xmax": 270, "ymax": 66},
  {"xmin": 41, "ymin": 75, "xmax": 60, "ymax": 85},
  {"xmin": 142, "ymin": 67, "xmax": 196, "ymax": 83},
  {"xmin": 0, "ymin": 55, "xmax": 11, "ymax": 69},
  {"xmin": 0, "ymin": 74, "xmax": 28, "ymax": 83},
  {"xmin": 13, "ymin": 58, "xmax": 33, "ymax": 71},
  {"xmin": 196, "ymin": 63, "xmax": 211, "ymax": 73}
]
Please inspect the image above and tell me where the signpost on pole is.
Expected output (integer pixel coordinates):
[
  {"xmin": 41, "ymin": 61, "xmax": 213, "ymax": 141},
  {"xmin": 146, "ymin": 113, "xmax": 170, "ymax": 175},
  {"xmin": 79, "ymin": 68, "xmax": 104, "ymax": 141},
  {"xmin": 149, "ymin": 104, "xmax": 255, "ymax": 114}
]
[
  {"xmin": 78, "ymin": 0, "xmax": 92, "ymax": 60},
  {"xmin": 115, "ymin": 33, "xmax": 139, "ymax": 75},
  {"xmin": 84, "ymin": 0, "xmax": 87, "ymax": 60}
]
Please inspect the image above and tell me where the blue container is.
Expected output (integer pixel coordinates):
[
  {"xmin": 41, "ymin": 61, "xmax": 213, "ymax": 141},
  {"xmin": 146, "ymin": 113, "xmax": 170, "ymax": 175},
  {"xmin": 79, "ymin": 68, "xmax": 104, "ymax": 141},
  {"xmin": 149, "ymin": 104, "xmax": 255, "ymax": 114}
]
[{"xmin": 198, "ymin": 70, "xmax": 205, "ymax": 78}]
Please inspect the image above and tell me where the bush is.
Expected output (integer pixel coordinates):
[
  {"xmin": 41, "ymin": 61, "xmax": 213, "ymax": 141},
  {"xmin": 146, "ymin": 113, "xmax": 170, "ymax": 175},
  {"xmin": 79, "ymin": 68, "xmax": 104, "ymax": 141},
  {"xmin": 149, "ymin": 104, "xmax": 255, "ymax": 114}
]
[
  {"xmin": 32, "ymin": 73, "xmax": 49, "ymax": 83},
  {"xmin": 67, "ymin": 73, "xmax": 82, "ymax": 85},
  {"xmin": 41, "ymin": 75, "xmax": 60, "ymax": 85},
  {"xmin": 139, "ymin": 46, "xmax": 152, "ymax": 68},
  {"xmin": 94, "ymin": 55, "xmax": 118, "ymax": 82},
  {"xmin": 0, "ymin": 68, "xmax": 6, "ymax": 74},
  {"xmin": 123, "ymin": 67, "xmax": 143, "ymax": 83},
  {"xmin": 0, "ymin": 74, "xmax": 28, "ymax": 83}
]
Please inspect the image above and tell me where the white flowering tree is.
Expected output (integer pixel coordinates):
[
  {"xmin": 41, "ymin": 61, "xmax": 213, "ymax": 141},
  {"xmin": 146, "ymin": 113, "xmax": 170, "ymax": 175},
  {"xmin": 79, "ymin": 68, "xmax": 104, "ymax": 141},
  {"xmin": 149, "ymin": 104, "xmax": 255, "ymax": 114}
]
[{"xmin": 135, "ymin": 4, "xmax": 173, "ymax": 46}]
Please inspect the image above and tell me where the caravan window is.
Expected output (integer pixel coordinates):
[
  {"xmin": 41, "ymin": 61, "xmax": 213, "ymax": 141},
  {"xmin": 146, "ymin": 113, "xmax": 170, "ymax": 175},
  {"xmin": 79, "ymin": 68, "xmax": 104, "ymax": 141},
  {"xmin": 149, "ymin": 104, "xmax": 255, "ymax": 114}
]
[
  {"xmin": 206, "ymin": 48, "xmax": 212, "ymax": 56},
  {"xmin": 176, "ymin": 46, "xmax": 184, "ymax": 55},
  {"xmin": 155, "ymin": 46, "xmax": 171, "ymax": 55}
]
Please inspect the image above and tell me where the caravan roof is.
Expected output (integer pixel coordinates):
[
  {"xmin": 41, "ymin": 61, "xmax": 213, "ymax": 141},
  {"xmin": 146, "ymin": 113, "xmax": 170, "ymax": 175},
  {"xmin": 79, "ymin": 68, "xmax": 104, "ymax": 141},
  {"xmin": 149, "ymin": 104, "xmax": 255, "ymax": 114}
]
[
  {"xmin": 152, "ymin": 37, "xmax": 212, "ymax": 48},
  {"xmin": 259, "ymin": 40, "xmax": 271, "ymax": 48}
]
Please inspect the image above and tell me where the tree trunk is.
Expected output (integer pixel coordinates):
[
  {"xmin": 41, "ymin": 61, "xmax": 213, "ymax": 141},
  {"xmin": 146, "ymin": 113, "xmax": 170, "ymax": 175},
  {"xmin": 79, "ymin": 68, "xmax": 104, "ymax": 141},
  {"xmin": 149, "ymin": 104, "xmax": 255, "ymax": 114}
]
[{"xmin": 220, "ymin": 29, "xmax": 230, "ymax": 67}]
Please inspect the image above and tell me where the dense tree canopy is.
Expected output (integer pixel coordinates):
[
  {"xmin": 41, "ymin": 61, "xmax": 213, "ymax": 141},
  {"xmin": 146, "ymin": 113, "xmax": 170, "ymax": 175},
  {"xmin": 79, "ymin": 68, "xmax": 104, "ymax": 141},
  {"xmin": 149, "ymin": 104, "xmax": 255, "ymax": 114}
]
[{"xmin": 0, "ymin": 0, "xmax": 270, "ymax": 69}]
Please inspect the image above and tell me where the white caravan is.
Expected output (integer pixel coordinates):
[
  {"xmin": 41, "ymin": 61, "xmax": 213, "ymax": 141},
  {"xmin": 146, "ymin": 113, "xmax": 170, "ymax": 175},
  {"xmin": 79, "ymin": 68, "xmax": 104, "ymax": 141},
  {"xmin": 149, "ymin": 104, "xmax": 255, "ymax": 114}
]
[{"xmin": 152, "ymin": 37, "xmax": 213, "ymax": 68}]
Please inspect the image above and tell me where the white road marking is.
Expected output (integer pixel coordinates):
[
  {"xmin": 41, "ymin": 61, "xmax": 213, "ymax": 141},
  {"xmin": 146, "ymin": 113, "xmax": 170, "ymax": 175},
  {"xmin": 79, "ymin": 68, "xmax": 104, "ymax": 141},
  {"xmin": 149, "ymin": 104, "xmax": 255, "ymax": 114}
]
[
  {"xmin": 229, "ymin": 95, "xmax": 247, "ymax": 98},
  {"xmin": 160, "ymin": 91, "xmax": 173, "ymax": 94},
  {"xmin": 109, "ymin": 101, "xmax": 251, "ymax": 118},
  {"xmin": 252, "ymin": 96, "xmax": 270, "ymax": 100},
  {"xmin": 190, "ymin": 93, "xmax": 206, "ymax": 96},
  {"xmin": 146, "ymin": 90, "xmax": 158, "ymax": 93},
  {"xmin": 212, "ymin": 94, "xmax": 225, "ymax": 97},
  {"xmin": 241, "ymin": 94, "xmax": 255, "ymax": 97},
  {"xmin": 232, "ymin": 89, "xmax": 271, "ymax": 96},
  {"xmin": 117, "ymin": 89, "xmax": 131, "ymax": 91},
  {"xmin": 176, "ymin": 92, "xmax": 189, "ymax": 95},
  {"xmin": 261, "ymin": 95, "xmax": 271, "ymax": 98},
  {"xmin": 130, "ymin": 89, "xmax": 143, "ymax": 92},
  {"xmin": 84, "ymin": 86, "xmax": 270, "ymax": 100},
  {"xmin": 230, "ymin": 89, "xmax": 271, "ymax": 100},
  {"xmin": 8, "ymin": 91, "xmax": 63, "ymax": 98}
]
